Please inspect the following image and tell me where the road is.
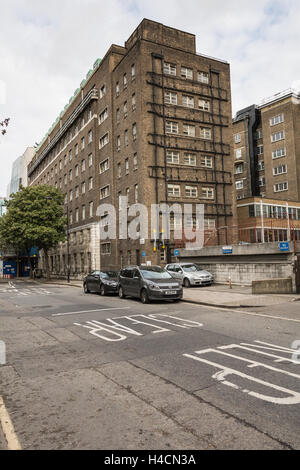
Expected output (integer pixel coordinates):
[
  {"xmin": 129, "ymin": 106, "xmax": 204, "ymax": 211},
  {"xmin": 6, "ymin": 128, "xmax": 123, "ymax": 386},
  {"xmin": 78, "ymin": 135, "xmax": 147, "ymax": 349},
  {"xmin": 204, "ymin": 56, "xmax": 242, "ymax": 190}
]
[{"xmin": 0, "ymin": 280, "xmax": 299, "ymax": 450}]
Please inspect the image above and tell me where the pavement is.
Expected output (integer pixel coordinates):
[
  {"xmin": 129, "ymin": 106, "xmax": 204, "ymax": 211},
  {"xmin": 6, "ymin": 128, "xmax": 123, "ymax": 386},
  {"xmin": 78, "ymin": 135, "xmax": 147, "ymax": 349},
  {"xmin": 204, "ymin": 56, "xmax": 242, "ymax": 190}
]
[{"xmin": 34, "ymin": 279, "xmax": 300, "ymax": 309}]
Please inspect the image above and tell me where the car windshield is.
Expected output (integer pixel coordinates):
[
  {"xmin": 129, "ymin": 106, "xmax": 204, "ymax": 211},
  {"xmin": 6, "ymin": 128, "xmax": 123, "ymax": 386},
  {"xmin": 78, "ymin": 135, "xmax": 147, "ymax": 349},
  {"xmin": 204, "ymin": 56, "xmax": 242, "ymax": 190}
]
[
  {"xmin": 101, "ymin": 271, "xmax": 118, "ymax": 279},
  {"xmin": 182, "ymin": 265, "xmax": 204, "ymax": 273},
  {"xmin": 140, "ymin": 268, "xmax": 172, "ymax": 280}
]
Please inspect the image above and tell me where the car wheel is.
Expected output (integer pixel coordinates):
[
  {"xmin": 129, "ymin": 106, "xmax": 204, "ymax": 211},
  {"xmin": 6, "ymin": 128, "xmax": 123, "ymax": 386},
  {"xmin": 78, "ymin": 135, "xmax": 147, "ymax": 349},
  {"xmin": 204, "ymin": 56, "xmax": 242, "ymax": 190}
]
[
  {"xmin": 84, "ymin": 283, "xmax": 90, "ymax": 294},
  {"xmin": 100, "ymin": 284, "xmax": 106, "ymax": 296},
  {"xmin": 119, "ymin": 286, "xmax": 126, "ymax": 299},
  {"xmin": 141, "ymin": 289, "xmax": 150, "ymax": 304},
  {"xmin": 184, "ymin": 278, "xmax": 191, "ymax": 288}
]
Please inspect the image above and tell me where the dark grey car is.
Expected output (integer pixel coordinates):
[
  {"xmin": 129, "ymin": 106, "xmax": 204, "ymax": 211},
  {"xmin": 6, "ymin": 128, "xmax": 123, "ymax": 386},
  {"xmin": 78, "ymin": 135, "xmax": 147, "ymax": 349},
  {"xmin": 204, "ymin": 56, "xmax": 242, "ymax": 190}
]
[
  {"xmin": 118, "ymin": 266, "xmax": 183, "ymax": 304},
  {"xmin": 83, "ymin": 270, "xmax": 119, "ymax": 296}
]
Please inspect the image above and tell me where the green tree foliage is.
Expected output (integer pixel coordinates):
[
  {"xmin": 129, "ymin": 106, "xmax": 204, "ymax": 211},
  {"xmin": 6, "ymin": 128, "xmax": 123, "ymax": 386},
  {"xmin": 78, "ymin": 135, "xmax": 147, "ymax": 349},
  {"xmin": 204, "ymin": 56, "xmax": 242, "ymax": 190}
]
[
  {"xmin": 0, "ymin": 118, "xmax": 10, "ymax": 135},
  {"xmin": 0, "ymin": 185, "xmax": 66, "ymax": 277}
]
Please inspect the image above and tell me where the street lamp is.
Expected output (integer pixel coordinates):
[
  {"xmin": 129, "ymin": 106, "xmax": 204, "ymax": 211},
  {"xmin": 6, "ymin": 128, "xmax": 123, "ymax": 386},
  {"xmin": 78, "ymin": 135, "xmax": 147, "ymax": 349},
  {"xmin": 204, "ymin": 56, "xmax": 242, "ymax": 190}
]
[{"xmin": 66, "ymin": 206, "xmax": 70, "ymax": 283}]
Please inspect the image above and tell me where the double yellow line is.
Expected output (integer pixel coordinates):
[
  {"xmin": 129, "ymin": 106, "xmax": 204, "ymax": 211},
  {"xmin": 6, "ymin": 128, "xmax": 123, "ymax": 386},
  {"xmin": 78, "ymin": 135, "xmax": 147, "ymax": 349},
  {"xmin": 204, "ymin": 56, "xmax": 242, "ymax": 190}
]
[{"xmin": 0, "ymin": 395, "xmax": 22, "ymax": 451}]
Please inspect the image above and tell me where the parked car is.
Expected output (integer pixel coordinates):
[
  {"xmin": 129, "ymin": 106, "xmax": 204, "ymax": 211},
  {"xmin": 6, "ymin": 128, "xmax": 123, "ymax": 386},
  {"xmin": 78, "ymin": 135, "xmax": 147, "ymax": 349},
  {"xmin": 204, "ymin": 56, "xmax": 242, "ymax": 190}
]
[
  {"xmin": 83, "ymin": 270, "xmax": 119, "ymax": 296},
  {"xmin": 165, "ymin": 263, "xmax": 214, "ymax": 288},
  {"xmin": 118, "ymin": 266, "xmax": 183, "ymax": 304}
]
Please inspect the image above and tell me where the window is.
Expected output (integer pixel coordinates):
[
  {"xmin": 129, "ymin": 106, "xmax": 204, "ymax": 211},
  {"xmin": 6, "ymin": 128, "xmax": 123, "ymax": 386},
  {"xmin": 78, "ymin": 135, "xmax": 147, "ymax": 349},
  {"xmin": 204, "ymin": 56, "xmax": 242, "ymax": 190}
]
[
  {"xmin": 82, "ymin": 205, "xmax": 86, "ymax": 221},
  {"xmin": 181, "ymin": 67, "xmax": 193, "ymax": 79},
  {"xmin": 256, "ymin": 129, "xmax": 263, "ymax": 139},
  {"xmin": 198, "ymin": 71, "xmax": 209, "ymax": 84},
  {"xmin": 89, "ymin": 153, "xmax": 93, "ymax": 167},
  {"xmin": 134, "ymin": 185, "xmax": 138, "ymax": 203},
  {"xmin": 270, "ymin": 114, "xmax": 284, "ymax": 126},
  {"xmin": 274, "ymin": 182, "xmax": 288, "ymax": 192},
  {"xmin": 165, "ymin": 92, "xmax": 177, "ymax": 105},
  {"xmin": 100, "ymin": 85, "xmax": 106, "ymax": 98},
  {"xmin": 69, "ymin": 150, "xmax": 72, "ymax": 161},
  {"xmin": 185, "ymin": 186, "xmax": 198, "ymax": 198},
  {"xmin": 168, "ymin": 184, "xmax": 181, "ymax": 197},
  {"xmin": 75, "ymin": 208, "xmax": 79, "ymax": 222},
  {"xmin": 183, "ymin": 124, "xmax": 195, "ymax": 137},
  {"xmin": 99, "ymin": 108, "xmax": 108, "ymax": 124},
  {"xmin": 235, "ymin": 133, "xmax": 241, "ymax": 144},
  {"xmin": 75, "ymin": 186, "xmax": 79, "ymax": 198},
  {"xmin": 200, "ymin": 156, "xmax": 213, "ymax": 168},
  {"xmin": 116, "ymin": 82, "xmax": 120, "ymax": 96},
  {"xmin": 131, "ymin": 64, "xmax": 135, "ymax": 80},
  {"xmin": 123, "ymin": 74, "xmax": 127, "ymax": 89},
  {"xmin": 101, "ymin": 243, "xmax": 111, "ymax": 255},
  {"xmin": 100, "ymin": 185, "xmax": 110, "ymax": 200},
  {"xmin": 182, "ymin": 95, "xmax": 194, "ymax": 108},
  {"xmin": 258, "ymin": 161, "xmax": 265, "ymax": 171},
  {"xmin": 59, "ymin": 160, "xmax": 62, "ymax": 170},
  {"xmin": 257, "ymin": 145, "xmax": 264, "ymax": 155},
  {"xmin": 81, "ymin": 160, "xmax": 86, "ymax": 172},
  {"xmin": 125, "ymin": 159, "xmax": 129, "ymax": 175},
  {"xmin": 116, "ymin": 108, "xmax": 120, "ymax": 124},
  {"xmin": 117, "ymin": 136, "xmax": 121, "ymax": 151},
  {"xmin": 124, "ymin": 130, "xmax": 129, "ymax": 146},
  {"xmin": 259, "ymin": 177, "xmax": 266, "ymax": 187},
  {"xmin": 184, "ymin": 153, "xmax": 196, "ymax": 166},
  {"xmin": 202, "ymin": 187, "xmax": 214, "ymax": 199},
  {"xmin": 200, "ymin": 127, "xmax": 211, "ymax": 139},
  {"xmin": 89, "ymin": 202, "xmax": 94, "ymax": 217},
  {"xmin": 132, "ymin": 93, "xmax": 136, "ymax": 111},
  {"xmin": 271, "ymin": 130, "xmax": 285, "ymax": 143},
  {"xmin": 69, "ymin": 190, "xmax": 73, "ymax": 202},
  {"xmin": 133, "ymin": 153, "xmax": 138, "ymax": 170},
  {"xmin": 166, "ymin": 121, "xmax": 178, "ymax": 134},
  {"xmin": 75, "ymin": 165, "xmax": 79, "ymax": 177},
  {"xmin": 118, "ymin": 163, "xmax": 121, "ymax": 178},
  {"xmin": 75, "ymin": 144, "xmax": 78, "ymax": 156},
  {"xmin": 123, "ymin": 101, "xmax": 128, "ymax": 118},
  {"xmin": 100, "ymin": 214, "xmax": 109, "ymax": 227},
  {"xmin": 81, "ymin": 137, "xmax": 85, "ymax": 150},
  {"xmin": 89, "ymin": 177, "xmax": 93, "ymax": 190},
  {"xmin": 272, "ymin": 147, "xmax": 286, "ymax": 159},
  {"xmin": 64, "ymin": 174, "xmax": 67, "ymax": 185},
  {"xmin": 88, "ymin": 130, "xmax": 93, "ymax": 143},
  {"xmin": 132, "ymin": 123, "xmax": 137, "ymax": 141},
  {"xmin": 167, "ymin": 151, "xmax": 180, "ymax": 164},
  {"xmin": 69, "ymin": 169, "xmax": 73, "ymax": 181},
  {"xmin": 164, "ymin": 62, "xmax": 176, "ymax": 76},
  {"xmin": 99, "ymin": 159, "xmax": 109, "ymax": 174},
  {"xmin": 81, "ymin": 182, "xmax": 86, "ymax": 194},
  {"xmin": 235, "ymin": 163, "xmax": 244, "ymax": 174},
  {"xmin": 99, "ymin": 133, "xmax": 109, "ymax": 149},
  {"xmin": 236, "ymin": 180, "xmax": 244, "ymax": 190},
  {"xmin": 235, "ymin": 148, "xmax": 242, "ymax": 159},
  {"xmin": 273, "ymin": 164, "xmax": 287, "ymax": 176},
  {"xmin": 198, "ymin": 99, "xmax": 210, "ymax": 111},
  {"xmin": 64, "ymin": 154, "xmax": 67, "ymax": 166}
]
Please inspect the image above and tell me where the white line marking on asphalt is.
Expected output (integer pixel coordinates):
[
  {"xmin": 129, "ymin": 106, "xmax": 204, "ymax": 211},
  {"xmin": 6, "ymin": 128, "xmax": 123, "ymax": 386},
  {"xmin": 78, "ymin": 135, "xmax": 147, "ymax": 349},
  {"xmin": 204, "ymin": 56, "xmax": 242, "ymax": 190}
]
[
  {"xmin": 52, "ymin": 307, "xmax": 131, "ymax": 317},
  {"xmin": 189, "ymin": 303, "xmax": 300, "ymax": 324},
  {"xmin": 0, "ymin": 395, "xmax": 22, "ymax": 450}
]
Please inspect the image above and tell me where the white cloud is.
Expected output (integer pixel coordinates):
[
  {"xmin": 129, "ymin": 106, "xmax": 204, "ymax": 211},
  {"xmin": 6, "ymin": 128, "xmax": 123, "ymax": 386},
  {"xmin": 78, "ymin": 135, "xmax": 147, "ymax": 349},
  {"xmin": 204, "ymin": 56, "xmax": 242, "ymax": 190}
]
[{"xmin": 1, "ymin": 0, "xmax": 300, "ymax": 195}]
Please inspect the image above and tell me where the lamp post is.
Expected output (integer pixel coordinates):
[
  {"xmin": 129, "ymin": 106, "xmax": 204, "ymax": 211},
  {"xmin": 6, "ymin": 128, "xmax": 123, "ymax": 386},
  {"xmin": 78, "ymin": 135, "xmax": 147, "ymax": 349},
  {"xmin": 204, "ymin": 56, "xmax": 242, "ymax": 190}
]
[{"xmin": 66, "ymin": 206, "xmax": 70, "ymax": 283}]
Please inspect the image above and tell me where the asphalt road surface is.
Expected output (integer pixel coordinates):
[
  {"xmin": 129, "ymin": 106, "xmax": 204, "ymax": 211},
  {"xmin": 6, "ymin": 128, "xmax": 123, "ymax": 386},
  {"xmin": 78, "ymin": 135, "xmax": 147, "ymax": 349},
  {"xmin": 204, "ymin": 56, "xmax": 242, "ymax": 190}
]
[{"xmin": 0, "ymin": 280, "xmax": 299, "ymax": 450}]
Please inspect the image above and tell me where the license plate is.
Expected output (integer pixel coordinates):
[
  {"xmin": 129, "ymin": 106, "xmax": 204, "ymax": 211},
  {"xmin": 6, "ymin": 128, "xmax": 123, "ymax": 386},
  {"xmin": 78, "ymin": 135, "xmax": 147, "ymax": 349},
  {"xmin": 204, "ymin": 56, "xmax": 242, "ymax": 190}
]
[{"xmin": 165, "ymin": 290, "xmax": 177, "ymax": 295}]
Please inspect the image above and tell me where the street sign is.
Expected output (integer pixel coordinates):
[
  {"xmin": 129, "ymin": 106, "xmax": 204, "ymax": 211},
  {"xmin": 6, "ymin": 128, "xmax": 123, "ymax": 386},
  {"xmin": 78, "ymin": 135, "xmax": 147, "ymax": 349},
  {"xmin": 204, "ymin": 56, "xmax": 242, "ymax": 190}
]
[
  {"xmin": 142, "ymin": 251, "xmax": 146, "ymax": 258},
  {"xmin": 174, "ymin": 250, "xmax": 180, "ymax": 257},
  {"xmin": 280, "ymin": 242, "xmax": 290, "ymax": 252},
  {"xmin": 223, "ymin": 246, "xmax": 233, "ymax": 255}
]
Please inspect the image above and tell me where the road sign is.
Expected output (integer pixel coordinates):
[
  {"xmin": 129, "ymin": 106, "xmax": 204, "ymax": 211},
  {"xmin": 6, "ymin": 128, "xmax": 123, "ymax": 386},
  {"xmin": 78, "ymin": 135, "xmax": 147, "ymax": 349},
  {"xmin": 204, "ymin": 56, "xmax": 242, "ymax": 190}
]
[
  {"xmin": 280, "ymin": 242, "xmax": 290, "ymax": 252},
  {"xmin": 174, "ymin": 250, "xmax": 180, "ymax": 257},
  {"xmin": 142, "ymin": 251, "xmax": 146, "ymax": 258},
  {"xmin": 222, "ymin": 246, "xmax": 233, "ymax": 255}
]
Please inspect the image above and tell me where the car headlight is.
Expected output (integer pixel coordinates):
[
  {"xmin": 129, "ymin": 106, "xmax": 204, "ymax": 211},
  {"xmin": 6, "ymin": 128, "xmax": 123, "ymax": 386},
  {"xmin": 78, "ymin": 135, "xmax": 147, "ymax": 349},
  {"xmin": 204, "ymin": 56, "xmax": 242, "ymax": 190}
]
[
  {"xmin": 147, "ymin": 282, "xmax": 161, "ymax": 291},
  {"xmin": 107, "ymin": 281, "xmax": 117, "ymax": 286}
]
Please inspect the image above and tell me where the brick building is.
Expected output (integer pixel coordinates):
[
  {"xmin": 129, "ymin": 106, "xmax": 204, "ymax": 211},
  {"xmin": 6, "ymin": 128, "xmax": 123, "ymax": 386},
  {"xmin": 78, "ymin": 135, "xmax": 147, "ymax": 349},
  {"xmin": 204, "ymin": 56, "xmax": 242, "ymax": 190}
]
[{"xmin": 28, "ymin": 19, "xmax": 235, "ymax": 276}]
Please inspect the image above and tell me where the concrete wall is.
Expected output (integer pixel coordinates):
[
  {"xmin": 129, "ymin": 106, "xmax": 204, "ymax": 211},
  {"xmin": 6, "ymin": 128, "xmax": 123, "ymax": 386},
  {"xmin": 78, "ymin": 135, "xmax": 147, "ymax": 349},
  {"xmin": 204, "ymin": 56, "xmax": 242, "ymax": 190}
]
[{"xmin": 252, "ymin": 278, "xmax": 293, "ymax": 295}]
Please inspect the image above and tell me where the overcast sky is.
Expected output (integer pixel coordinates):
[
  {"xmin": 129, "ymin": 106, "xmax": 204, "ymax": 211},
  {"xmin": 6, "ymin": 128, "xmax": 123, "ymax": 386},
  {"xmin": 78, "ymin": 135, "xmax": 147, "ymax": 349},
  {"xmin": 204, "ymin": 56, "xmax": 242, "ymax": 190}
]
[{"xmin": 1, "ymin": 0, "xmax": 300, "ymax": 196}]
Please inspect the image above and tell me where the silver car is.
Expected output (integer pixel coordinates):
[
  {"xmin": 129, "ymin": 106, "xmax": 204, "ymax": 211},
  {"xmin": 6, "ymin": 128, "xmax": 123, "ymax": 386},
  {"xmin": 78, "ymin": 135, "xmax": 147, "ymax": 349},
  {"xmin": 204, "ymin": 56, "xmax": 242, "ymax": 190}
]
[{"xmin": 166, "ymin": 263, "xmax": 214, "ymax": 288}]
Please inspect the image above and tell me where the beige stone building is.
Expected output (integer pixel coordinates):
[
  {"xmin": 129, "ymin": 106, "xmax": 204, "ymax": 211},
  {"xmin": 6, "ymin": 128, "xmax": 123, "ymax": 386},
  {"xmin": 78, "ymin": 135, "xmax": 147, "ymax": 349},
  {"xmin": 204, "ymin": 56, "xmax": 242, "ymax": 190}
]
[{"xmin": 28, "ymin": 19, "xmax": 235, "ymax": 277}]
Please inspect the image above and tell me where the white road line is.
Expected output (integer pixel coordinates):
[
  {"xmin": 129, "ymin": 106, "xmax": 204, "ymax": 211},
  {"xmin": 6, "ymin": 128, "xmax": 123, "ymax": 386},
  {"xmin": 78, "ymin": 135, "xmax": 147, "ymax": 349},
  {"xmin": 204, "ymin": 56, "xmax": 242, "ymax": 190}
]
[
  {"xmin": 0, "ymin": 395, "xmax": 22, "ymax": 451},
  {"xmin": 189, "ymin": 303, "xmax": 300, "ymax": 324},
  {"xmin": 52, "ymin": 307, "xmax": 131, "ymax": 317}
]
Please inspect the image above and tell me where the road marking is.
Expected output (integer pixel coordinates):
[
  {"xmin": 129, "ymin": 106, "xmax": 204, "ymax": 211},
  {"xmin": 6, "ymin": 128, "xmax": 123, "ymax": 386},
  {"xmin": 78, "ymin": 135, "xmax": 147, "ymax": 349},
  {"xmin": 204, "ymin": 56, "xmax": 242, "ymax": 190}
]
[
  {"xmin": 0, "ymin": 395, "xmax": 22, "ymax": 450},
  {"xmin": 184, "ymin": 341, "xmax": 300, "ymax": 405},
  {"xmin": 189, "ymin": 303, "xmax": 300, "ymax": 324},
  {"xmin": 52, "ymin": 307, "xmax": 131, "ymax": 317}
]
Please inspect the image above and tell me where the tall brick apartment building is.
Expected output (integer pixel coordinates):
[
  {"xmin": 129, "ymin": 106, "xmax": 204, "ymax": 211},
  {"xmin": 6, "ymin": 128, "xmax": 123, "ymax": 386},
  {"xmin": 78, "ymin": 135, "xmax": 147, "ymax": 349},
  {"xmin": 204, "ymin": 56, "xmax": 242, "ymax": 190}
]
[
  {"xmin": 233, "ymin": 89, "xmax": 300, "ymax": 244},
  {"xmin": 28, "ymin": 19, "xmax": 235, "ymax": 276}
]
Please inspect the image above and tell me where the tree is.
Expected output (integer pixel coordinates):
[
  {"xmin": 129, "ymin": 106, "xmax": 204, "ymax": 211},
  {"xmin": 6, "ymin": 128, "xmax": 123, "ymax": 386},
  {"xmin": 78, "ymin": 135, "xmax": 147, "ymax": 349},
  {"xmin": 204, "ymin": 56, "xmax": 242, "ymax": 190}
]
[
  {"xmin": 0, "ymin": 185, "xmax": 66, "ymax": 278},
  {"xmin": 0, "ymin": 118, "xmax": 10, "ymax": 135}
]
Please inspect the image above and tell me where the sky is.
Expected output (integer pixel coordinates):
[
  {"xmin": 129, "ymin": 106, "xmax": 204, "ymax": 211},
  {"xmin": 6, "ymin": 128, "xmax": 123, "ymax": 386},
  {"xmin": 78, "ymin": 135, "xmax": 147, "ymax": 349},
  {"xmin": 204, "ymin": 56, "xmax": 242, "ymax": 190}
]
[{"xmin": 1, "ymin": 0, "xmax": 300, "ymax": 196}]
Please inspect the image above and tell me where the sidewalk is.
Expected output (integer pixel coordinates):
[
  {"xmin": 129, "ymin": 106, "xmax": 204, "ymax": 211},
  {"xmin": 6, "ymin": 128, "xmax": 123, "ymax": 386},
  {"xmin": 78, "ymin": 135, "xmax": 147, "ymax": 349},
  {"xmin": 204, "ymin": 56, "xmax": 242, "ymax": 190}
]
[{"xmin": 38, "ymin": 279, "xmax": 300, "ymax": 308}]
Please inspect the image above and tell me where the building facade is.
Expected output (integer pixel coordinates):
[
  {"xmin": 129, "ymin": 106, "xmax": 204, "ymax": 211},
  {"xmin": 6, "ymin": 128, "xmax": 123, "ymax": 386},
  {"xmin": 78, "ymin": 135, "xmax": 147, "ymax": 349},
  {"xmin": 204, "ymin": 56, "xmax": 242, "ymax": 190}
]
[
  {"xmin": 28, "ymin": 19, "xmax": 235, "ymax": 277},
  {"xmin": 7, "ymin": 147, "xmax": 35, "ymax": 196},
  {"xmin": 233, "ymin": 88, "xmax": 300, "ymax": 202}
]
